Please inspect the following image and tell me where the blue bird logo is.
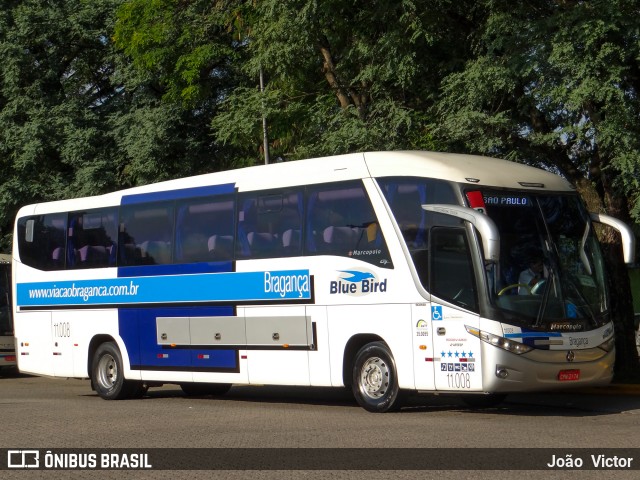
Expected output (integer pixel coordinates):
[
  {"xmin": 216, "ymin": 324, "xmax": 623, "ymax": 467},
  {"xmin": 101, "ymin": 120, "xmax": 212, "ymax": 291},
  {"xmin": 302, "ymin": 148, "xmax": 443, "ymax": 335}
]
[{"xmin": 338, "ymin": 270, "xmax": 375, "ymax": 283}]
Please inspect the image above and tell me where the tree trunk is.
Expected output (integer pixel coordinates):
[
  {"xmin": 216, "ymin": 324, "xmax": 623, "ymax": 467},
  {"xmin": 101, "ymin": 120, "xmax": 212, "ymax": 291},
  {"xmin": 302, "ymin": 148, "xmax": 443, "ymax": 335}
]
[{"xmin": 318, "ymin": 41, "xmax": 351, "ymax": 110}]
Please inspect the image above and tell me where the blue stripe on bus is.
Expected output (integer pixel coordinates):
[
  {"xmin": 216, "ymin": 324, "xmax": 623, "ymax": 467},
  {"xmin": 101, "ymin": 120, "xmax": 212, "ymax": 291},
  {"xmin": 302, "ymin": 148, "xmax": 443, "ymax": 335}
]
[
  {"xmin": 504, "ymin": 331, "xmax": 563, "ymax": 350},
  {"xmin": 17, "ymin": 268, "xmax": 311, "ymax": 307},
  {"xmin": 121, "ymin": 183, "xmax": 236, "ymax": 205},
  {"xmin": 504, "ymin": 332, "xmax": 563, "ymax": 338}
]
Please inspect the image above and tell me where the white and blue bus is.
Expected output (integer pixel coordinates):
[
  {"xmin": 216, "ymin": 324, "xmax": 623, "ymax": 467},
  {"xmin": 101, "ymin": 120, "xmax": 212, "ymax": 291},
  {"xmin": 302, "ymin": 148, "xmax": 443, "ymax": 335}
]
[
  {"xmin": 0, "ymin": 253, "xmax": 16, "ymax": 371},
  {"xmin": 12, "ymin": 151, "xmax": 635, "ymax": 411}
]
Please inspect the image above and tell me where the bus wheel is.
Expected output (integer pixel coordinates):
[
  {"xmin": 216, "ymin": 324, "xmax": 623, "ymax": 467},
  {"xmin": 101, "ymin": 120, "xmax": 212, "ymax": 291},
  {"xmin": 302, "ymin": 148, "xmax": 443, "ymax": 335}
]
[
  {"xmin": 180, "ymin": 383, "xmax": 232, "ymax": 397},
  {"xmin": 92, "ymin": 342, "xmax": 138, "ymax": 400},
  {"xmin": 352, "ymin": 342, "xmax": 402, "ymax": 413}
]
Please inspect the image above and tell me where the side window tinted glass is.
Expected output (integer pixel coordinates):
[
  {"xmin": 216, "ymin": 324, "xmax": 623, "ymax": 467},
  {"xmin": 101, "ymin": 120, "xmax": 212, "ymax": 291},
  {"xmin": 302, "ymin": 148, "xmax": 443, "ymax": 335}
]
[
  {"xmin": 305, "ymin": 181, "xmax": 392, "ymax": 268},
  {"xmin": 17, "ymin": 214, "xmax": 67, "ymax": 271},
  {"xmin": 378, "ymin": 177, "xmax": 459, "ymax": 283},
  {"xmin": 68, "ymin": 208, "xmax": 118, "ymax": 268},
  {"xmin": 378, "ymin": 177, "xmax": 458, "ymax": 250},
  {"xmin": 236, "ymin": 190, "xmax": 303, "ymax": 259},
  {"xmin": 120, "ymin": 203, "xmax": 174, "ymax": 265},
  {"xmin": 176, "ymin": 195, "xmax": 235, "ymax": 263}
]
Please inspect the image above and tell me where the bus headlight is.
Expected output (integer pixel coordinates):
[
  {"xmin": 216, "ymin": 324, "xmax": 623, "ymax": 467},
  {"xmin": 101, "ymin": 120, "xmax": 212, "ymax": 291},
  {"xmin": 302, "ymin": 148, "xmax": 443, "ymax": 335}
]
[
  {"xmin": 465, "ymin": 325, "xmax": 533, "ymax": 355},
  {"xmin": 597, "ymin": 336, "xmax": 615, "ymax": 353}
]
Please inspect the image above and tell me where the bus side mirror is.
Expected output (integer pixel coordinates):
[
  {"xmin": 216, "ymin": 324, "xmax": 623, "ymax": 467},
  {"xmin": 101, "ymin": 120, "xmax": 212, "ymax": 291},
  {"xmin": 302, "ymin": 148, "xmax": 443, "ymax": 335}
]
[
  {"xmin": 590, "ymin": 212, "xmax": 636, "ymax": 265},
  {"xmin": 421, "ymin": 204, "xmax": 500, "ymax": 263}
]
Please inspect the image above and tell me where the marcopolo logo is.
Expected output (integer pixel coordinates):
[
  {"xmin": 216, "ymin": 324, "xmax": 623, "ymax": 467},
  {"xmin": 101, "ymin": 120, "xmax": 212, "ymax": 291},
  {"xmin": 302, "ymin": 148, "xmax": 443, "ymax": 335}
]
[{"xmin": 329, "ymin": 269, "xmax": 387, "ymax": 297}]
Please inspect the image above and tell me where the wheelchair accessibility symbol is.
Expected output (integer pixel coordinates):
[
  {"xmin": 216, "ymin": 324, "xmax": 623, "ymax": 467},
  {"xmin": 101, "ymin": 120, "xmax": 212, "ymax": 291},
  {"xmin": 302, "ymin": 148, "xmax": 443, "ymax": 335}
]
[{"xmin": 431, "ymin": 306, "xmax": 443, "ymax": 321}]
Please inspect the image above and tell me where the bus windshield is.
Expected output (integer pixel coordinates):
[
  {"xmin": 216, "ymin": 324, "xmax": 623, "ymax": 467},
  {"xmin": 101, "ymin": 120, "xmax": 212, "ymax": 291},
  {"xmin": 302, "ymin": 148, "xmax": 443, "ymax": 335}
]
[{"xmin": 474, "ymin": 190, "xmax": 609, "ymax": 331}]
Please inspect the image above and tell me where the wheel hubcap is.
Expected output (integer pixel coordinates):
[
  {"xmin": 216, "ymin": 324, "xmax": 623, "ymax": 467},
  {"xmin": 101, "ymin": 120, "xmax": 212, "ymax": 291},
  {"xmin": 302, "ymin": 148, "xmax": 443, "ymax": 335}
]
[
  {"xmin": 97, "ymin": 353, "xmax": 117, "ymax": 389},
  {"xmin": 360, "ymin": 356, "xmax": 389, "ymax": 399}
]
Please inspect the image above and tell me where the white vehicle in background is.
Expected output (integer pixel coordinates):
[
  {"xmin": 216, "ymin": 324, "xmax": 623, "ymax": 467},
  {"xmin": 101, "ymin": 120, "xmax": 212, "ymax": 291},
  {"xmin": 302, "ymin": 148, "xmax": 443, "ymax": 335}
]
[
  {"xmin": 0, "ymin": 254, "xmax": 16, "ymax": 371},
  {"xmin": 11, "ymin": 151, "xmax": 635, "ymax": 411}
]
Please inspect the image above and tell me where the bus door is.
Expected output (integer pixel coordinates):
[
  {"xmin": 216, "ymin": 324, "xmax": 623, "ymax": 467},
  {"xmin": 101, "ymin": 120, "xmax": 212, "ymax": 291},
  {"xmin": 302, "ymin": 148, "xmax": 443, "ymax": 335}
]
[{"xmin": 428, "ymin": 227, "xmax": 483, "ymax": 392}]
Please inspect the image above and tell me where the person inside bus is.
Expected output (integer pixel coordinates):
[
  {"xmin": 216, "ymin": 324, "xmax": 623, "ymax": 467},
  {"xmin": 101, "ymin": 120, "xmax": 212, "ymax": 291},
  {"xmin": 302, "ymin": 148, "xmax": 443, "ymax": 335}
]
[{"xmin": 518, "ymin": 255, "xmax": 546, "ymax": 295}]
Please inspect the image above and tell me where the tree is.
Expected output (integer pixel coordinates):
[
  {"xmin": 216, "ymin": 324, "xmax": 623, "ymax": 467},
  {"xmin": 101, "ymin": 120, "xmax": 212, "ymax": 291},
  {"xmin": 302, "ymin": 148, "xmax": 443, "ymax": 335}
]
[
  {"xmin": 114, "ymin": 1, "xmax": 479, "ymax": 163},
  {"xmin": 113, "ymin": 0, "xmax": 254, "ymax": 170},
  {"xmin": 434, "ymin": 0, "xmax": 640, "ymax": 378},
  {"xmin": 0, "ymin": 0, "xmax": 238, "ymax": 251},
  {"xmin": 0, "ymin": 0, "xmax": 125, "ymax": 250},
  {"xmin": 212, "ymin": 0, "xmax": 479, "ymax": 162}
]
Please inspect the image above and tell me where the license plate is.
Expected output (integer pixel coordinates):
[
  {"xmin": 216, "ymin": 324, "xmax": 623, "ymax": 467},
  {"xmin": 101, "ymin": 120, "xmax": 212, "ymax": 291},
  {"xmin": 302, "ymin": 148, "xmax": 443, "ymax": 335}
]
[{"xmin": 558, "ymin": 369, "xmax": 580, "ymax": 381}]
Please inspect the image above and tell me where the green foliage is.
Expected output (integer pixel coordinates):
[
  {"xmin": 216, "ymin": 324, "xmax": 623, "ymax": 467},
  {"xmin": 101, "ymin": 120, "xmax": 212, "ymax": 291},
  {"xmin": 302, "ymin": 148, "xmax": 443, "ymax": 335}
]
[
  {"xmin": 0, "ymin": 0, "xmax": 244, "ymax": 250},
  {"xmin": 0, "ymin": 0, "xmax": 123, "ymax": 250},
  {"xmin": 113, "ymin": 0, "xmax": 241, "ymax": 106},
  {"xmin": 432, "ymin": 0, "xmax": 640, "ymax": 375},
  {"xmin": 210, "ymin": 0, "xmax": 473, "ymax": 161},
  {"xmin": 3, "ymin": 0, "xmax": 639, "ymax": 236},
  {"xmin": 435, "ymin": 0, "xmax": 640, "ymax": 220}
]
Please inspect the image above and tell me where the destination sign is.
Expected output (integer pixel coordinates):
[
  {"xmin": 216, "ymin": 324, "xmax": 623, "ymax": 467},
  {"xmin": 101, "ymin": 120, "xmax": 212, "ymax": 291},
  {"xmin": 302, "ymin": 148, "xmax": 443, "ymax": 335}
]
[{"xmin": 483, "ymin": 195, "xmax": 531, "ymax": 207}]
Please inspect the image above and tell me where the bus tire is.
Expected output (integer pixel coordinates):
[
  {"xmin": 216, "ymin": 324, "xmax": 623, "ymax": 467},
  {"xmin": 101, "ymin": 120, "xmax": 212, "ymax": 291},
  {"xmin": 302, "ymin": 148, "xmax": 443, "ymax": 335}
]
[
  {"xmin": 352, "ymin": 342, "xmax": 403, "ymax": 413},
  {"xmin": 180, "ymin": 383, "xmax": 232, "ymax": 396},
  {"xmin": 92, "ymin": 342, "xmax": 138, "ymax": 400}
]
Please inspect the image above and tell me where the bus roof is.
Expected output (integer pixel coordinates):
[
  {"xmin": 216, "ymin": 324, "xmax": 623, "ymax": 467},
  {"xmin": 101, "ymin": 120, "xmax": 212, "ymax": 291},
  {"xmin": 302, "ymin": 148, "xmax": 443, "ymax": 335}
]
[
  {"xmin": 363, "ymin": 151, "xmax": 574, "ymax": 191},
  {"xmin": 22, "ymin": 151, "xmax": 574, "ymax": 215}
]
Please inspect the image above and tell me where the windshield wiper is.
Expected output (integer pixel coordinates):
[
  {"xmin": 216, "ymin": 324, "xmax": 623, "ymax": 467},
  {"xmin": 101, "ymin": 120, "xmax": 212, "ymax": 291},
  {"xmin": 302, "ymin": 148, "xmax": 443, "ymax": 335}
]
[
  {"xmin": 579, "ymin": 221, "xmax": 593, "ymax": 275},
  {"xmin": 534, "ymin": 262, "xmax": 554, "ymax": 327}
]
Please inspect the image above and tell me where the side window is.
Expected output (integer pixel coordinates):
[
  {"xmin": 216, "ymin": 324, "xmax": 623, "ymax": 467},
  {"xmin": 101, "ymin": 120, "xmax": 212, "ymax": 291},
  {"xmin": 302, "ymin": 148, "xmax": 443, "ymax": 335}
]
[
  {"xmin": 378, "ymin": 177, "xmax": 459, "ymax": 283},
  {"xmin": 175, "ymin": 195, "xmax": 235, "ymax": 263},
  {"xmin": 67, "ymin": 208, "xmax": 118, "ymax": 268},
  {"xmin": 17, "ymin": 214, "xmax": 67, "ymax": 271},
  {"xmin": 378, "ymin": 177, "xmax": 458, "ymax": 249},
  {"xmin": 430, "ymin": 228, "xmax": 478, "ymax": 312},
  {"xmin": 119, "ymin": 203, "xmax": 175, "ymax": 266},
  {"xmin": 305, "ymin": 181, "xmax": 392, "ymax": 268},
  {"xmin": 236, "ymin": 190, "xmax": 303, "ymax": 259}
]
